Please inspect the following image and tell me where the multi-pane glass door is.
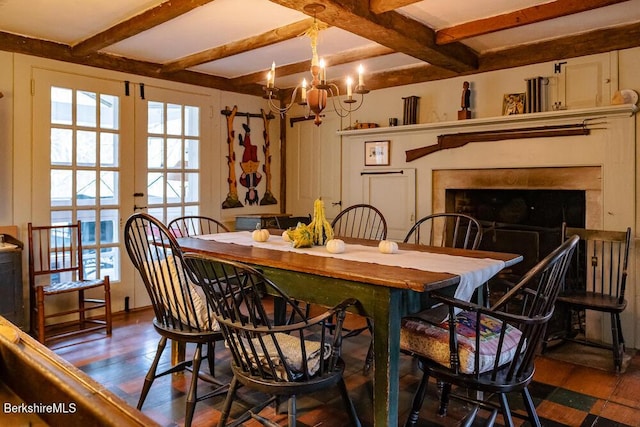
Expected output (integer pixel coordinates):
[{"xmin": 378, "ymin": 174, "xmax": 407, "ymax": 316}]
[{"xmin": 144, "ymin": 101, "xmax": 201, "ymax": 223}]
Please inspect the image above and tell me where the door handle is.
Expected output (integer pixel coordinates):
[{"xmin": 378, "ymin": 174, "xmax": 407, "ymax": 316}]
[
  {"xmin": 134, "ymin": 205, "xmax": 147, "ymax": 211},
  {"xmin": 332, "ymin": 201, "xmax": 342, "ymax": 207}
]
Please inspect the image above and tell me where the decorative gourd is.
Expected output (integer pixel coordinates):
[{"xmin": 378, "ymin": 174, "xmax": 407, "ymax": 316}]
[
  {"xmin": 288, "ymin": 223, "xmax": 314, "ymax": 248},
  {"xmin": 282, "ymin": 229, "xmax": 292, "ymax": 242},
  {"xmin": 307, "ymin": 198, "xmax": 334, "ymax": 245},
  {"xmin": 252, "ymin": 226, "xmax": 270, "ymax": 242},
  {"xmin": 325, "ymin": 239, "xmax": 346, "ymax": 254},
  {"xmin": 378, "ymin": 240, "xmax": 399, "ymax": 254}
]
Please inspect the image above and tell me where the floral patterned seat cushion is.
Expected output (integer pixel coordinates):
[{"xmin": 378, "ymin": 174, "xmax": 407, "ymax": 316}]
[{"xmin": 400, "ymin": 311, "xmax": 523, "ymax": 374}]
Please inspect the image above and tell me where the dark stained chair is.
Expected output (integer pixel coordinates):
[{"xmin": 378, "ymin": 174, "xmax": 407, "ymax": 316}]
[
  {"xmin": 331, "ymin": 203, "xmax": 387, "ymax": 241},
  {"xmin": 403, "ymin": 212, "xmax": 482, "ymax": 249},
  {"xmin": 400, "ymin": 234, "xmax": 579, "ymax": 427},
  {"xmin": 183, "ymin": 252, "xmax": 362, "ymax": 427},
  {"xmin": 553, "ymin": 223, "xmax": 631, "ymax": 371},
  {"xmin": 167, "ymin": 215, "xmax": 229, "ymax": 238},
  {"xmin": 124, "ymin": 212, "xmax": 227, "ymax": 427},
  {"xmin": 329, "ymin": 203, "xmax": 388, "ymax": 373},
  {"xmin": 27, "ymin": 221, "xmax": 112, "ymax": 344}
]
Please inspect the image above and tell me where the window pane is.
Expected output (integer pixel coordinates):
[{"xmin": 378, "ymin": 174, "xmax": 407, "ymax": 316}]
[
  {"xmin": 76, "ymin": 170, "xmax": 97, "ymax": 206},
  {"xmin": 100, "ymin": 94, "xmax": 119, "ymax": 130},
  {"xmin": 51, "ymin": 87, "xmax": 72, "ymax": 125},
  {"xmin": 166, "ymin": 206, "xmax": 183, "ymax": 226},
  {"xmin": 166, "ymin": 103, "xmax": 182, "ymax": 135},
  {"xmin": 99, "ymin": 171, "xmax": 118, "ymax": 205},
  {"xmin": 148, "ymin": 101, "xmax": 164, "ymax": 133},
  {"xmin": 51, "ymin": 128, "xmax": 73, "ymax": 165},
  {"xmin": 185, "ymin": 139, "xmax": 199, "ymax": 169},
  {"xmin": 184, "ymin": 205, "xmax": 199, "ymax": 217},
  {"xmin": 76, "ymin": 90, "xmax": 97, "ymax": 127},
  {"xmin": 100, "ymin": 133, "xmax": 119, "ymax": 167},
  {"xmin": 77, "ymin": 130, "xmax": 97, "ymax": 166},
  {"xmin": 185, "ymin": 106, "xmax": 199, "ymax": 137},
  {"xmin": 77, "ymin": 210, "xmax": 97, "ymax": 245},
  {"xmin": 100, "ymin": 209, "xmax": 119, "ymax": 244},
  {"xmin": 147, "ymin": 173, "xmax": 164, "ymax": 204},
  {"xmin": 147, "ymin": 137, "xmax": 164, "ymax": 168},
  {"xmin": 166, "ymin": 173, "xmax": 182, "ymax": 204},
  {"xmin": 184, "ymin": 173, "xmax": 199, "ymax": 203},
  {"xmin": 167, "ymin": 138, "xmax": 182, "ymax": 169},
  {"xmin": 51, "ymin": 210, "xmax": 72, "ymax": 226},
  {"xmin": 147, "ymin": 207, "xmax": 164, "ymax": 224},
  {"xmin": 97, "ymin": 247, "xmax": 120, "ymax": 281},
  {"xmin": 51, "ymin": 169, "xmax": 72, "ymax": 206}
]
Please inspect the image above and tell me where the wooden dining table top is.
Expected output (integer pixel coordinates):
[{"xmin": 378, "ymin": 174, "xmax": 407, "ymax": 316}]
[{"xmin": 177, "ymin": 233, "xmax": 522, "ymax": 293}]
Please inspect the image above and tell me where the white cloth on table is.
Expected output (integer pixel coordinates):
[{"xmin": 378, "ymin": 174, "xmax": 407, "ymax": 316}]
[{"xmin": 196, "ymin": 231, "xmax": 505, "ymax": 302}]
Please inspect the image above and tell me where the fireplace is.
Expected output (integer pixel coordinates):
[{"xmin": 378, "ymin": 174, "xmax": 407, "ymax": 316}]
[{"xmin": 446, "ymin": 188, "xmax": 585, "ymax": 276}]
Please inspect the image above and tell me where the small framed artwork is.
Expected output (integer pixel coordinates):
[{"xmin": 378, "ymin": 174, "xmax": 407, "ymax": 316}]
[
  {"xmin": 364, "ymin": 140, "xmax": 390, "ymax": 166},
  {"xmin": 502, "ymin": 93, "xmax": 526, "ymax": 115}
]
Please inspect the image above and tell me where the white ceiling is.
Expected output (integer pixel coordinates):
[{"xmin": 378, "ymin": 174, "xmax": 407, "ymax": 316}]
[{"xmin": 1, "ymin": 0, "xmax": 639, "ymax": 92}]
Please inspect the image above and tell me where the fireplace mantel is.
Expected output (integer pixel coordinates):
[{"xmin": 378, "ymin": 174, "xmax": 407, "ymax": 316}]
[{"xmin": 337, "ymin": 104, "xmax": 637, "ymax": 137}]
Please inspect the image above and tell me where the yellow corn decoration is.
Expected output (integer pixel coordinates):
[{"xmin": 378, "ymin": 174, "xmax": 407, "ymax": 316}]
[{"xmin": 308, "ymin": 198, "xmax": 334, "ymax": 245}]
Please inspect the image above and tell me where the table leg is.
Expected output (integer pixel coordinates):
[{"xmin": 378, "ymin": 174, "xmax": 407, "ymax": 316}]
[
  {"xmin": 372, "ymin": 289, "xmax": 402, "ymax": 427},
  {"xmin": 171, "ymin": 339, "xmax": 186, "ymax": 367}
]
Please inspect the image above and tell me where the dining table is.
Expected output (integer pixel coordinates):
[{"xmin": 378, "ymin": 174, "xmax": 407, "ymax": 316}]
[{"xmin": 177, "ymin": 231, "xmax": 522, "ymax": 427}]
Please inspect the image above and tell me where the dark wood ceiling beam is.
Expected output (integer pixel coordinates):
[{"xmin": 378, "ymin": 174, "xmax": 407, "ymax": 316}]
[
  {"xmin": 0, "ymin": 31, "xmax": 263, "ymax": 96},
  {"xmin": 3, "ymin": 21, "xmax": 639, "ymax": 98},
  {"xmin": 369, "ymin": 0, "xmax": 421, "ymax": 14},
  {"xmin": 162, "ymin": 18, "xmax": 318, "ymax": 73},
  {"xmin": 436, "ymin": 0, "xmax": 630, "ymax": 44},
  {"xmin": 269, "ymin": 0, "xmax": 478, "ymax": 73},
  {"xmin": 230, "ymin": 44, "xmax": 394, "ymax": 86},
  {"xmin": 71, "ymin": 0, "xmax": 216, "ymax": 57},
  {"xmin": 364, "ymin": 21, "xmax": 640, "ymax": 91}
]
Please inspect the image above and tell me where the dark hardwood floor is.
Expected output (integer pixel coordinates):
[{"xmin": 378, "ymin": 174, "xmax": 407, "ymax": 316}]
[{"xmin": 49, "ymin": 308, "xmax": 640, "ymax": 427}]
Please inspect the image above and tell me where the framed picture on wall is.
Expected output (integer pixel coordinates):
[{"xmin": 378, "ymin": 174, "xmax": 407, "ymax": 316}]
[
  {"xmin": 502, "ymin": 93, "xmax": 526, "ymax": 115},
  {"xmin": 364, "ymin": 140, "xmax": 390, "ymax": 166}
]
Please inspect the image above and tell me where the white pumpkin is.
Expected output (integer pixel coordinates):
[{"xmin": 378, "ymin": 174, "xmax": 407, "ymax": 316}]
[
  {"xmin": 378, "ymin": 240, "xmax": 399, "ymax": 254},
  {"xmin": 282, "ymin": 230, "xmax": 292, "ymax": 242},
  {"xmin": 252, "ymin": 227, "xmax": 270, "ymax": 242},
  {"xmin": 325, "ymin": 239, "xmax": 346, "ymax": 254}
]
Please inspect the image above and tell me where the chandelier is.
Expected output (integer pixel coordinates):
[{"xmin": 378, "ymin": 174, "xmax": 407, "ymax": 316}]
[{"xmin": 263, "ymin": 3, "xmax": 369, "ymax": 126}]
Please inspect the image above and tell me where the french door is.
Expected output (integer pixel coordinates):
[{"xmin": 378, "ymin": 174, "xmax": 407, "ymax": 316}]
[{"xmin": 33, "ymin": 70, "xmax": 213, "ymax": 310}]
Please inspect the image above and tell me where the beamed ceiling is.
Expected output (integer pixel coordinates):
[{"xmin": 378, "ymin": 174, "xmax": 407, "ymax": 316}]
[{"xmin": 1, "ymin": 0, "xmax": 639, "ymax": 97}]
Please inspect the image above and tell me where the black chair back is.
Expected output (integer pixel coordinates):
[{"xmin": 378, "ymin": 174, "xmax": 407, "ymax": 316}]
[
  {"xmin": 331, "ymin": 204, "xmax": 387, "ymax": 240},
  {"xmin": 167, "ymin": 215, "xmax": 229, "ymax": 238},
  {"xmin": 404, "ymin": 212, "xmax": 482, "ymax": 249}
]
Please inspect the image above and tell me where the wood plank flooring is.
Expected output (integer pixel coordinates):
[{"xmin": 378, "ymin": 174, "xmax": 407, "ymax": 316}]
[{"xmin": 47, "ymin": 308, "xmax": 640, "ymax": 427}]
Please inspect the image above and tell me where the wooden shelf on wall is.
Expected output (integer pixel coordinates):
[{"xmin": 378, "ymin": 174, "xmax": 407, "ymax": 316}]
[{"xmin": 336, "ymin": 104, "xmax": 638, "ymax": 138}]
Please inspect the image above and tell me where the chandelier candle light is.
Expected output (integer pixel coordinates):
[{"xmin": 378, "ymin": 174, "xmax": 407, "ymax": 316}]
[{"xmin": 264, "ymin": 3, "xmax": 369, "ymax": 126}]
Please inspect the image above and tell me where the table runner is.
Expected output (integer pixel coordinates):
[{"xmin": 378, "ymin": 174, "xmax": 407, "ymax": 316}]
[{"xmin": 195, "ymin": 231, "xmax": 506, "ymax": 302}]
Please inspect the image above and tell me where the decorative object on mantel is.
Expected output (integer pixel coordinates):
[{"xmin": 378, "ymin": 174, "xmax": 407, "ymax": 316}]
[
  {"xmin": 220, "ymin": 106, "xmax": 275, "ymax": 209},
  {"xmin": 525, "ymin": 77, "xmax": 549, "ymax": 113},
  {"xmin": 502, "ymin": 93, "xmax": 525, "ymax": 115},
  {"xmin": 405, "ymin": 120, "xmax": 602, "ymax": 162},
  {"xmin": 343, "ymin": 120, "xmax": 379, "ymax": 131},
  {"xmin": 611, "ymin": 89, "xmax": 638, "ymax": 106},
  {"xmin": 458, "ymin": 81, "xmax": 471, "ymax": 120},
  {"xmin": 403, "ymin": 96, "xmax": 420, "ymax": 125},
  {"xmin": 263, "ymin": 3, "xmax": 369, "ymax": 126}
]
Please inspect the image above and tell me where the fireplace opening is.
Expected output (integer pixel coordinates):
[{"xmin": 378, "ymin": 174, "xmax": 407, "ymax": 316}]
[{"xmin": 446, "ymin": 189, "xmax": 586, "ymax": 276}]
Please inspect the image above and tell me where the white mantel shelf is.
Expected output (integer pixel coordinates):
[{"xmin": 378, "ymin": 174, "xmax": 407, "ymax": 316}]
[{"xmin": 337, "ymin": 104, "xmax": 638, "ymax": 137}]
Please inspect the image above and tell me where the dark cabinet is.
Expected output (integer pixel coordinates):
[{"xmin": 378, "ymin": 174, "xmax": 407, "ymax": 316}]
[{"xmin": 0, "ymin": 235, "xmax": 23, "ymax": 327}]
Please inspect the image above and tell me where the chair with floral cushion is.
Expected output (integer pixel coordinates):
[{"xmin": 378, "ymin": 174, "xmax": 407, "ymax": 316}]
[
  {"xmin": 400, "ymin": 234, "xmax": 579, "ymax": 427},
  {"xmin": 124, "ymin": 212, "xmax": 227, "ymax": 427},
  {"xmin": 183, "ymin": 252, "xmax": 361, "ymax": 427}
]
